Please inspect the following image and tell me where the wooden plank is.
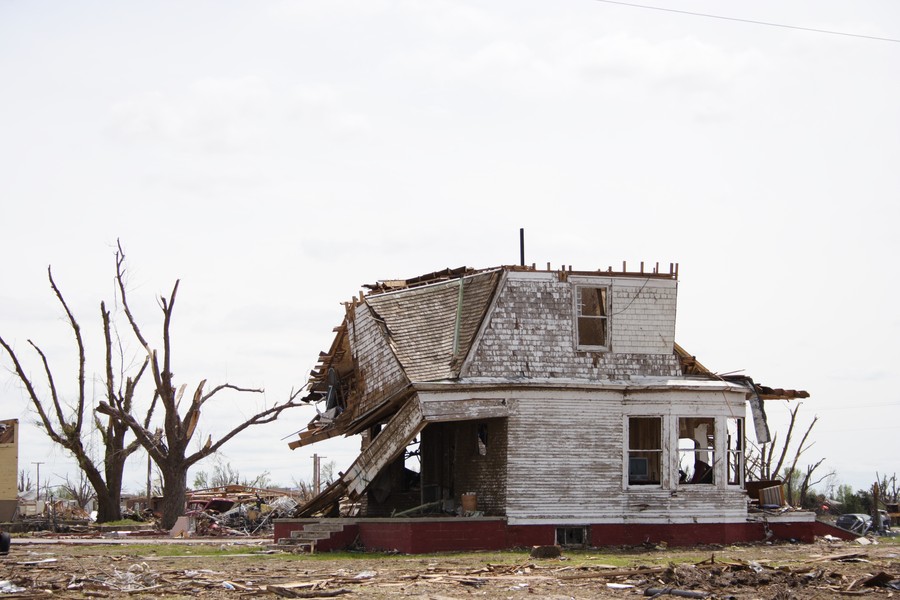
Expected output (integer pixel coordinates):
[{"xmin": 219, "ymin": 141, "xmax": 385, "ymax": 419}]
[
  {"xmin": 420, "ymin": 397, "xmax": 509, "ymax": 422},
  {"xmin": 344, "ymin": 397, "xmax": 425, "ymax": 498}
]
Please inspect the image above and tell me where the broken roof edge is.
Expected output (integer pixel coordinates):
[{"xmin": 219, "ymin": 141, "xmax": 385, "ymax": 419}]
[
  {"xmin": 288, "ymin": 383, "xmax": 417, "ymax": 451},
  {"xmin": 364, "ymin": 266, "xmax": 505, "ymax": 299},
  {"xmin": 412, "ymin": 377, "xmax": 749, "ymax": 394},
  {"xmin": 673, "ymin": 343, "xmax": 809, "ymax": 401},
  {"xmin": 363, "ymin": 263, "xmax": 678, "ymax": 296},
  {"xmin": 721, "ymin": 375, "xmax": 810, "ymax": 401}
]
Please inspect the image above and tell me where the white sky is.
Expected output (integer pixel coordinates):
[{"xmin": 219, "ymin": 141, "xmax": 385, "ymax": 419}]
[{"xmin": 1, "ymin": 1, "xmax": 898, "ymax": 498}]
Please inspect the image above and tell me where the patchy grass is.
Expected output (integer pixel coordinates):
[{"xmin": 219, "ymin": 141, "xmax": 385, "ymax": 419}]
[
  {"xmin": 123, "ymin": 544, "xmax": 271, "ymax": 557},
  {"xmin": 97, "ymin": 519, "xmax": 148, "ymax": 527}
]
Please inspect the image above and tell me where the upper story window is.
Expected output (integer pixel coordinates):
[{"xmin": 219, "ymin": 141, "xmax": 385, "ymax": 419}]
[{"xmin": 575, "ymin": 286, "xmax": 609, "ymax": 349}]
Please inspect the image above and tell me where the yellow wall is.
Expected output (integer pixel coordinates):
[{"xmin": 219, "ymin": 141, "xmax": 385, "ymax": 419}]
[{"xmin": 0, "ymin": 419, "xmax": 18, "ymax": 502}]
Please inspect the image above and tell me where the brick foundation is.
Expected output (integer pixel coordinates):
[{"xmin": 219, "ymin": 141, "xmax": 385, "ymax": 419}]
[{"xmin": 275, "ymin": 516, "xmax": 854, "ymax": 554}]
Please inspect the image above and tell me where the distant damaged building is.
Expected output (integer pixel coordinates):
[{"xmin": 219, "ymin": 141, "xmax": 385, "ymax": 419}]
[
  {"xmin": 279, "ymin": 265, "xmax": 836, "ymax": 552},
  {"xmin": 0, "ymin": 419, "xmax": 17, "ymax": 522}
]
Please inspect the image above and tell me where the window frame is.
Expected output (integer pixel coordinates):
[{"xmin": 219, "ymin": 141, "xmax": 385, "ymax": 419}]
[
  {"xmin": 573, "ymin": 285, "xmax": 611, "ymax": 351},
  {"xmin": 677, "ymin": 416, "xmax": 717, "ymax": 486},
  {"xmin": 726, "ymin": 417, "xmax": 744, "ymax": 487},
  {"xmin": 626, "ymin": 416, "xmax": 663, "ymax": 487},
  {"xmin": 623, "ymin": 413, "xmax": 747, "ymax": 491}
]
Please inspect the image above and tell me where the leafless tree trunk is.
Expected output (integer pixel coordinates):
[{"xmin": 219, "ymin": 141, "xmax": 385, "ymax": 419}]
[
  {"xmin": 0, "ymin": 268, "xmax": 147, "ymax": 522},
  {"xmin": 798, "ymin": 461, "xmax": 830, "ymax": 501},
  {"xmin": 96, "ymin": 242, "xmax": 303, "ymax": 529},
  {"xmin": 876, "ymin": 472, "xmax": 898, "ymax": 504},
  {"xmin": 18, "ymin": 470, "xmax": 32, "ymax": 493}
]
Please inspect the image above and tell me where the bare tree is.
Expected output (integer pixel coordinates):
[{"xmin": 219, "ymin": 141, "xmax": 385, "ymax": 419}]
[
  {"xmin": 795, "ymin": 460, "xmax": 834, "ymax": 507},
  {"xmin": 876, "ymin": 472, "xmax": 898, "ymax": 504},
  {"xmin": 18, "ymin": 470, "xmax": 32, "ymax": 493},
  {"xmin": 57, "ymin": 472, "xmax": 97, "ymax": 510},
  {"xmin": 96, "ymin": 243, "xmax": 303, "ymax": 529},
  {"xmin": 193, "ymin": 456, "xmax": 273, "ymax": 489},
  {"xmin": 745, "ymin": 403, "xmax": 829, "ymax": 506},
  {"xmin": 0, "ymin": 268, "xmax": 148, "ymax": 522}
]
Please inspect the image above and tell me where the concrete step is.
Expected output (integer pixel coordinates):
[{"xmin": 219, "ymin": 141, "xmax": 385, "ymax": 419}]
[
  {"xmin": 278, "ymin": 519, "xmax": 354, "ymax": 549},
  {"xmin": 270, "ymin": 541, "xmax": 314, "ymax": 553},
  {"xmin": 302, "ymin": 523, "xmax": 347, "ymax": 533},
  {"xmin": 290, "ymin": 531, "xmax": 334, "ymax": 541},
  {"xmin": 277, "ymin": 537, "xmax": 314, "ymax": 545}
]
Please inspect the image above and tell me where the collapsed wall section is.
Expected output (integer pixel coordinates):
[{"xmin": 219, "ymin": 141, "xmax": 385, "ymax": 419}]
[
  {"xmin": 348, "ymin": 303, "xmax": 410, "ymax": 419},
  {"xmin": 420, "ymin": 418, "xmax": 508, "ymax": 516}
]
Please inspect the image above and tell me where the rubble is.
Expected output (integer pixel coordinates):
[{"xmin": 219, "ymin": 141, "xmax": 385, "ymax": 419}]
[
  {"xmin": 179, "ymin": 486, "xmax": 301, "ymax": 537},
  {"xmin": 0, "ymin": 536, "xmax": 898, "ymax": 598}
]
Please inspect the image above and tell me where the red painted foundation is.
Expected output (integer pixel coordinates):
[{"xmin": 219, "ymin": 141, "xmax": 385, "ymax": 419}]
[
  {"xmin": 360, "ymin": 519, "xmax": 508, "ymax": 553},
  {"xmin": 274, "ymin": 517, "xmax": 854, "ymax": 554}
]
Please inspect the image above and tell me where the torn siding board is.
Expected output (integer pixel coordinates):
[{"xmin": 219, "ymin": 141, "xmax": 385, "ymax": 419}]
[
  {"xmin": 748, "ymin": 396, "xmax": 771, "ymax": 444},
  {"xmin": 348, "ymin": 302, "xmax": 410, "ymax": 420},
  {"xmin": 344, "ymin": 397, "xmax": 425, "ymax": 498},
  {"xmin": 418, "ymin": 394, "xmax": 509, "ymax": 422},
  {"xmin": 465, "ymin": 274, "xmax": 681, "ymax": 381}
]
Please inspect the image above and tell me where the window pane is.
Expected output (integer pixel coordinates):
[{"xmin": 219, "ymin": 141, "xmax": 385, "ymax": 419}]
[
  {"xmin": 629, "ymin": 417, "xmax": 661, "ymax": 450},
  {"xmin": 579, "ymin": 288, "xmax": 607, "ymax": 317},
  {"xmin": 578, "ymin": 316, "xmax": 607, "ymax": 346},
  {"xmin": 628, "ymin": 417, "xmax": 661, "ymax": 485},
  {"xmin": 576, "ymin": 287, "xmax": 608, "ymax": 347}
]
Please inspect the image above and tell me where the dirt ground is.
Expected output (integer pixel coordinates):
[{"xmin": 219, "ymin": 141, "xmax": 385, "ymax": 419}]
[{"xmin": 1, "ymin": 535, "xmax": 899, "ymax": 599}]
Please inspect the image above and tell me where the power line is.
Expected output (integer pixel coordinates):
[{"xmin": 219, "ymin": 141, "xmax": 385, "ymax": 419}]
[
  {"xmin": 593, "ymin": 0, "xmax": 900, "ymax": 44},
  {"xmin": 812, "ymin": 403, "xmax": 900, "ymax": 412}
]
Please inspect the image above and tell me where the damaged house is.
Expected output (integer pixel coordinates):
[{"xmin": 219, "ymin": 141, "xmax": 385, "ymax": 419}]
[{"xmin": 278, "ymin": 264, "xmax": 834, "ymax": 552}]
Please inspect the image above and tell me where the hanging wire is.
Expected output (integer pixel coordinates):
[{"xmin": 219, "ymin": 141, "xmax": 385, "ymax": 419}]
[{"xmin": 592, "ymin": 0, "xmax": 900, "ymax": 44}]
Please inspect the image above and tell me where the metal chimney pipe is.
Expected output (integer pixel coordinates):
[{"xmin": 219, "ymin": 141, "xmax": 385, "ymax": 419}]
[{"xmin": 519, "ymin": 228, "xmax": 525, "ymax": 267}]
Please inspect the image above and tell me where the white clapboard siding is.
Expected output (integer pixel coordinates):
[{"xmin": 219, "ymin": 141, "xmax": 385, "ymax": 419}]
[
  {"xmin": 505, "ymin": 391, "xmax": 750, "ymax": 524},
  {"xmin": 465, "ymin": 274, "xmax": 681, "ymax": 381}
]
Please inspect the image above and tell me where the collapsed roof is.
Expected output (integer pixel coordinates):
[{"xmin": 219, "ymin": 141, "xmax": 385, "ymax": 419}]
[{"xmin": 291, "ymin": 265, "xmax": 809, "ymax": 452}]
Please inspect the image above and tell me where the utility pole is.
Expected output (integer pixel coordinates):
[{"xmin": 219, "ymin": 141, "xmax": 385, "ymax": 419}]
[
  {"xmin": 146, "ymin": 451, "xmax": 152, "ymax": 508},
  {"xmin": 32, "ymin": 462, "xmax": 44, "ymax": 501},
  {"xmin": 312, "ymin": 454, "xmax": 326, "ymax": 494}
]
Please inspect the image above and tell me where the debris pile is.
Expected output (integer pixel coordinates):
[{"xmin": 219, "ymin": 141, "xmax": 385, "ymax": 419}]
[
  {"xmin": 2, "ymin": 538, "xmax": 899, "ymax": 598},
  {"xmin": 182, "ymin": 485, "xmax": 300, "ymax": 537}
]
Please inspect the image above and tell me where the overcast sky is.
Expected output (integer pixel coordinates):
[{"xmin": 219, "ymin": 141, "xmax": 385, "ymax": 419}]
[{"xmin": 1, "ymin": 1, "xmax": 898, "ymax": 499}]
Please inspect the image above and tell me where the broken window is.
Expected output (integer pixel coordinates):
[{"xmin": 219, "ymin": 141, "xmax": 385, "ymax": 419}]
[
  {"xmin": 627, "ymin": 417, "xmax": 661, "ymax": 485},
  {"xmin": 677, "ymin": 417, "xmax": 715, "ymax": 485},
  {"xmin": 556, "ymin": 526, "xmax": 587, "ymax": 547},
  {"xmin": 0, "ymin": 422, "xmax": 13, "ymax": 445},
  {"xmin": 575, "ymin": 286, "xmax": 609, "ymax": 348},
  {"xmin": 476, "ymin": 423, "xmax": 488, "ymax": 456},
  {"xmin": 727, "ymin": 417, "xmax": 744, "ymax": 486}
]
